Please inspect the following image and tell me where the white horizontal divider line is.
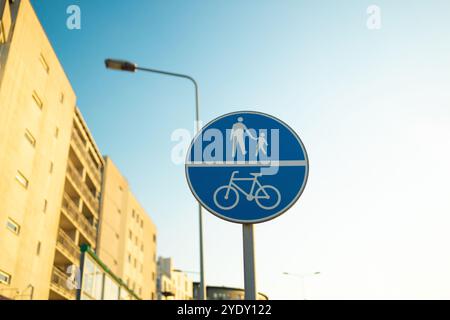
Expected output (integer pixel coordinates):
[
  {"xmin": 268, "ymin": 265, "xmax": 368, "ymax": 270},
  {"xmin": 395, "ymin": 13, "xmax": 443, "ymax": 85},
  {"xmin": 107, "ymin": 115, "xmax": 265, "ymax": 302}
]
[{"xmin": 186, "ymin": 160, "xmax": 307, "ymax": 167}]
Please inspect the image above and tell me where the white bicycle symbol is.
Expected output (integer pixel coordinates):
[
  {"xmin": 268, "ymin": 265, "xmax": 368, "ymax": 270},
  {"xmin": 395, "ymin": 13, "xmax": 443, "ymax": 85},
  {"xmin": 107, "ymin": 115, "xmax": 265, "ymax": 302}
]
[{"xmin": 213, "ymin": 171, "xmax": 281, "ymax": 211}]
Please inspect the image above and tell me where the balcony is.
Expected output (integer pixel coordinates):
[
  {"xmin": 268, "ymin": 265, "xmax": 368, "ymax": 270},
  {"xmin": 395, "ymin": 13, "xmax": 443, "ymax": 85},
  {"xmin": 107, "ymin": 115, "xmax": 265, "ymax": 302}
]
[
  {"xmin": 71, "ymin": 129, "xmax": 102, "ymax": 184},
  {"xmin": 56, "ymin": 229, "xmax": 80, "ymax": 265},
  {"xmin": 61, "ymin": 193, "xmax": 96, "ymax": 242},
  {"xmin": 0, "ymin": 0, "xmax": 12, "ymax": 45},
  {"xmin": 50, "ymin": 267, "xmax": 76, "ymax": 300},
  {"xmin": 66, "ymin": 161, "xmax": 99, "ymax": 213}
]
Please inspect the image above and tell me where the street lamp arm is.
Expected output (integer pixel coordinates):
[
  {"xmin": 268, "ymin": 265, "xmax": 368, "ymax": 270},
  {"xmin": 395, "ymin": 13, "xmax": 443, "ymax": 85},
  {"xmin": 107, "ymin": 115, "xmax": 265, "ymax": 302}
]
[
  {"xmin": 104, "ymin": 59, "xmax": 198, "ymax": 93},
  {"xmin": 136, "ymin": 66, "xmax": 198, "ymax": 90}
]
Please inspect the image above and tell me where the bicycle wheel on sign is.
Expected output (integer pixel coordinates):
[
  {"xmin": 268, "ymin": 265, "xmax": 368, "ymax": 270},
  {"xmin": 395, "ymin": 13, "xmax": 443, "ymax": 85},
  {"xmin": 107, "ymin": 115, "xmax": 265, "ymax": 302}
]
[
  {"xmin": 214, "ymin": 186, "xmax": 240, "ymax": 210},
  {"xmin": 255, "ymin": 186, "xmax": 281, "ymax": 210}
]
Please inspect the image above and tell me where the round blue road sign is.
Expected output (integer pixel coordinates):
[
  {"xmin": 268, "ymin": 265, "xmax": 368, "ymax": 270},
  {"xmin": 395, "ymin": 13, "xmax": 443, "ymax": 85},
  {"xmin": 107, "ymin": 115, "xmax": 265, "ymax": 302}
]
[{"xmin": 185, "ymin": 111, "xmax": 309, "ymax": 224}]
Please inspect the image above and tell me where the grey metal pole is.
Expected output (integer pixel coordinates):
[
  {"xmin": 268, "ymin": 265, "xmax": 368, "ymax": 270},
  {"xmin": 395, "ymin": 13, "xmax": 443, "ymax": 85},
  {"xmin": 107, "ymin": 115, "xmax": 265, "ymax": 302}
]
[
  {"xmin": 193, "ymin": 80, "xmax": 206, "ymax": 302},
  {"xmin": 243, "ymin": 224, "xmax": 257, "ymax": 300},
  {"xmin": 136, "ymin": 66, "xmax": 206, "ymax": 300}
]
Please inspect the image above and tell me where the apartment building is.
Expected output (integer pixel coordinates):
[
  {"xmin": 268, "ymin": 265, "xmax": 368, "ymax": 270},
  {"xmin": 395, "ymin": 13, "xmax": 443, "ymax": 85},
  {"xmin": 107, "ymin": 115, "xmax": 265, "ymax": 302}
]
[
  {"xmin": 49, "ymin": 108, "xmax": 104, "ymax": 300},
  {"xmin": 0, "ymin": 0, "xmax": 78, "ymax": 300},
  {"xmin": 97, "ymin": 157, "xmax": 157, "ymax": 300},
  {"xmin": 192, "ymin": 284, "xmax": 269, "ymax": 300},
  {"xmin": 0, "ymin": 0, "xmax": 157, "ymax": 300},
  {"xmin": 157, "ymin": 257, "xmax": 193, "ymax": 300}
]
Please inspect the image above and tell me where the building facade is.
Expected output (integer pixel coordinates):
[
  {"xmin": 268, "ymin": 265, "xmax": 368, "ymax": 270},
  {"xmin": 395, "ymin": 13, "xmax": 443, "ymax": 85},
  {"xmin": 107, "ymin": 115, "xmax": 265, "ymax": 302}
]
[
  {"xmin": 0, "ymin": 0, "xmax": 157, "ymax": 300},
  {"xmin": 0, "ymin": 0, "xmax": 77, "ymax": 300},
  {"xmin": 78, "ymin": 245, "xmax": 140, "ymax": 300},
  {"xmin": 97, "ymin": 157, "xmax": 157, "ymax": 300},
  {"xmin": 49, "ymin": 108, "xmax": 104, "ymax": 300},
  {"xmin": 157, "ymin": 257, "xmax": 193, "ymax": 300},
  {"xmin": 193, "ymin": 283, "xmax": 268, "ymax": 300}
]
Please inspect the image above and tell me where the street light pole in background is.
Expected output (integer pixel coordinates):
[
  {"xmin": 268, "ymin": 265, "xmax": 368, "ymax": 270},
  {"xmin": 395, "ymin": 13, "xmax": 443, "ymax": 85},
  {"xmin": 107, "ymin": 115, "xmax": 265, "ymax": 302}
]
[
  {"xmin": 282, "ymin": 271, "xmax": 321, "ymax": 300},
  {"xmin": 173, "ymin": 269, "xmax": 200, "ymax": 275},
  {"xmin": 104, "ymin": 59, "xmax": 206, "ymax": 300}
]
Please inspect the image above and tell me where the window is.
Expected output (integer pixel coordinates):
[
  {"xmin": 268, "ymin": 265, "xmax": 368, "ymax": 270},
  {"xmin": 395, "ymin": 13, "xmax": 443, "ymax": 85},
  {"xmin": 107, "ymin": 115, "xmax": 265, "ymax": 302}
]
[
  {"xmin": 132, "ymin": 210, "xmax": 135, "ymax": 218},
  {"xmin": 140, "ymin": 244, "xmax": 144, "ymax": 252},
  {"xmin": 36, "ymin": 242, "xmax": 41, "ymax": 256},
  {"xmin": 15, "ymin": 171, "xmax": 29, "ymax": 189},
  {"xmin": 0, "ymin": 22, "xmax": 6, "ymax": 44},
  {"xmin": 24, "ymin": 129, "xmax": 36, "ymax": 147},
  {"xmin": 153, "ymin": 234, "xmax": 157, "ymax": 243},
  {"xmin": 115, "ymin": 233, "xmax": 119, "ymax": 239},
  {"xmin": 60, "ymin": 92, "xmax": 65, "ymax": 104},
  {"xmin": 49, "ymin": 162, "xmax": 54, "ymax": 174},
  {"xmin": 55, "ymin": 127, "xmax": 59, "ymax": 138},
  {"xmin": 117, "ymin": 209, "xmax": 121, "ymax": 215},
  {"xmin": 6, "ymin": 218, "xmax": 20, "ymax": 235},
  {"xmin": 0, "ymin": 270, "xmax": 11, "ymax": 285},
  {"xmin": 39, "ymin": 53, "xmax": 50, "ymax": 73},
  {"xmin": 140, "ymin": 220, "xmax": 143, "ymax": 228},
  {"xmin": 128, "ymin": 254, "xmax": 131, "ymax": 263},
  {"xmin": 43, "ymin": 199, "xmax": 48, "ymax": 213},
  {"xmin": 134, "ymin": 258, "xmax": 137, "ymax": 268},
  {"xmin": 32, "ymin": 91, "xmax": 43, "ymax": 109},
  {"xmin": 129, "ymin": 230, "xmax": 132, "ymax": 240}
]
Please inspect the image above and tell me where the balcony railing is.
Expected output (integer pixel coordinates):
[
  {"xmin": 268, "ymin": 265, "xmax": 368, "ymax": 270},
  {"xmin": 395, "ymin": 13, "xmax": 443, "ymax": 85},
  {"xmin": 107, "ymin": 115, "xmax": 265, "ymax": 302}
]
[
  {"xmin": 50, "ymin": 267, "xmax": 76, "ymax": 300},
  {"xmin": 66, "ymin": 161, "xmax": 99, "ymax": 213},
  {"xmin": 61, "ymin": 193, "xmax": 96, "ymax": 242},
  {"xmin": 56, "ymin": 229, "xmax": 80, "ymax": 264},
  {"xmin": 71, "ymin": 129, "xmax": 102, "ymax": 184}
]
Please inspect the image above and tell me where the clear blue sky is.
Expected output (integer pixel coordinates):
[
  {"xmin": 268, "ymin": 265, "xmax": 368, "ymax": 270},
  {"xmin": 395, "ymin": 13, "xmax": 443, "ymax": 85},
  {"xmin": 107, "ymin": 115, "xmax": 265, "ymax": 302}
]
[{"xmin": 31, "ymin": 0, "xmax": 450, "ymax": 299}]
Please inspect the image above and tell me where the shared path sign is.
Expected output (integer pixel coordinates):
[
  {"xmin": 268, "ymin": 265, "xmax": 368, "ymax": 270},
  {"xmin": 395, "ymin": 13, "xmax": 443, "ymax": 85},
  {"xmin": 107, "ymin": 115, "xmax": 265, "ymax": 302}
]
[{"xmin": 186, "ymin": 111, "xmax": 309, "ymax": 224}]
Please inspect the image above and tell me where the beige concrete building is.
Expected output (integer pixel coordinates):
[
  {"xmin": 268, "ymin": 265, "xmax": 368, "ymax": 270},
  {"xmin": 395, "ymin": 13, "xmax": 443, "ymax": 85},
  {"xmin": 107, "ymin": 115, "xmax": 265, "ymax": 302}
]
[
  {"xmin": 97, "ymin": 157, "xmax": 157, "ymax": 300},
  {"xmin": 49, "ymin": 108, "xmax": 104, "ymax": 300},
  {"xmin": 0, "ymin": 0, "xmax": 157, "ymax": 300},
  {"xmin": 157, "ymin": 257, "xmax": 193, "ymax": 300},
  {"xmin": 0, "ymin": 0, "xmax": 78, "ymax": 300}
]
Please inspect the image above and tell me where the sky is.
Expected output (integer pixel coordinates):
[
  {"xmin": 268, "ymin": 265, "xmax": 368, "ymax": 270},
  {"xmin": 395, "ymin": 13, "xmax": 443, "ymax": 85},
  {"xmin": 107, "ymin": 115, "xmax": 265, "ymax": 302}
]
[{"xmin": 30, "ymin": 0, "xmax": 450, "ymax": 299}]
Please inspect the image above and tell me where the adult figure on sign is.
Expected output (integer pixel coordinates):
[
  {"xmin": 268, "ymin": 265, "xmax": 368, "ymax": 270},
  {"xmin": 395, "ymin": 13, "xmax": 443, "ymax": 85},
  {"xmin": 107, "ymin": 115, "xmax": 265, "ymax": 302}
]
[{"xmin": 230, "ymin": 117, "xmax": 257, "ymax": 158}]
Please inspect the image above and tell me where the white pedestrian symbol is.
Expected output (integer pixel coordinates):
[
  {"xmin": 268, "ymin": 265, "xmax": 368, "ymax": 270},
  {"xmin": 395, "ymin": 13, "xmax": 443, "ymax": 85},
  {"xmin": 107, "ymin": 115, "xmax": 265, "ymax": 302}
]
[
  {"xmin": 230, "ymin": 117, "xmax": 260, "ymax": 158},
  {"xmin": 213, "ymin": 171, "xmax": 281, "ymax": 210},
  {"xmin": 255, "ymin": 132, "xmax": 268, "ymax": 157}
]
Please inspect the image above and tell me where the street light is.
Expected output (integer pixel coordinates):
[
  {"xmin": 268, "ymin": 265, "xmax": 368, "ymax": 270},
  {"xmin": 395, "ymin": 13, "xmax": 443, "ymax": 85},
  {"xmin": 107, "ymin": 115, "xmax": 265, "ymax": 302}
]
[
  {"xmin": 104, "ymin": 59, "xmax": 137, "ymax": 72},
  {"xmin": 173, "ymin": 269, "xmax": 200, "ymax": 275},
  {"xmin": 282, "ymin": 271, "xmax": 321, "ymax": 300},
  {"xmin": 104, "ymin": 58, "xmax": 206, "ymax": 300}
]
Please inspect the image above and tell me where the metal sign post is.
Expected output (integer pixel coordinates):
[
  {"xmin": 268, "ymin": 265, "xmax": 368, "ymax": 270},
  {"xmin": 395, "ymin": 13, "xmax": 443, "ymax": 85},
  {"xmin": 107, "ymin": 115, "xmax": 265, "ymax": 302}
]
[{"xmin": 243, "ymin": 224, "xmax": 257, "ymax": 300}]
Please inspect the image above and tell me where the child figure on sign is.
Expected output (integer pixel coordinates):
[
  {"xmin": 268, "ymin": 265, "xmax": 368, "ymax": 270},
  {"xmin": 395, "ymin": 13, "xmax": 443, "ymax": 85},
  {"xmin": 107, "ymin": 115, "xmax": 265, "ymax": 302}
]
[{"xmin": 255, "ymin": 133, "xmax": 268, "ymax": 158}]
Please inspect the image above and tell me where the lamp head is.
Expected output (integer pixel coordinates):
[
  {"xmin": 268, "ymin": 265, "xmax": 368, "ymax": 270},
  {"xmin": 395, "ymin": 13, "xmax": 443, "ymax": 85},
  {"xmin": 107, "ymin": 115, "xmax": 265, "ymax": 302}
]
[{"xmin": 105, "ymin": 59, "xmax": 137, "ymax": 72}]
